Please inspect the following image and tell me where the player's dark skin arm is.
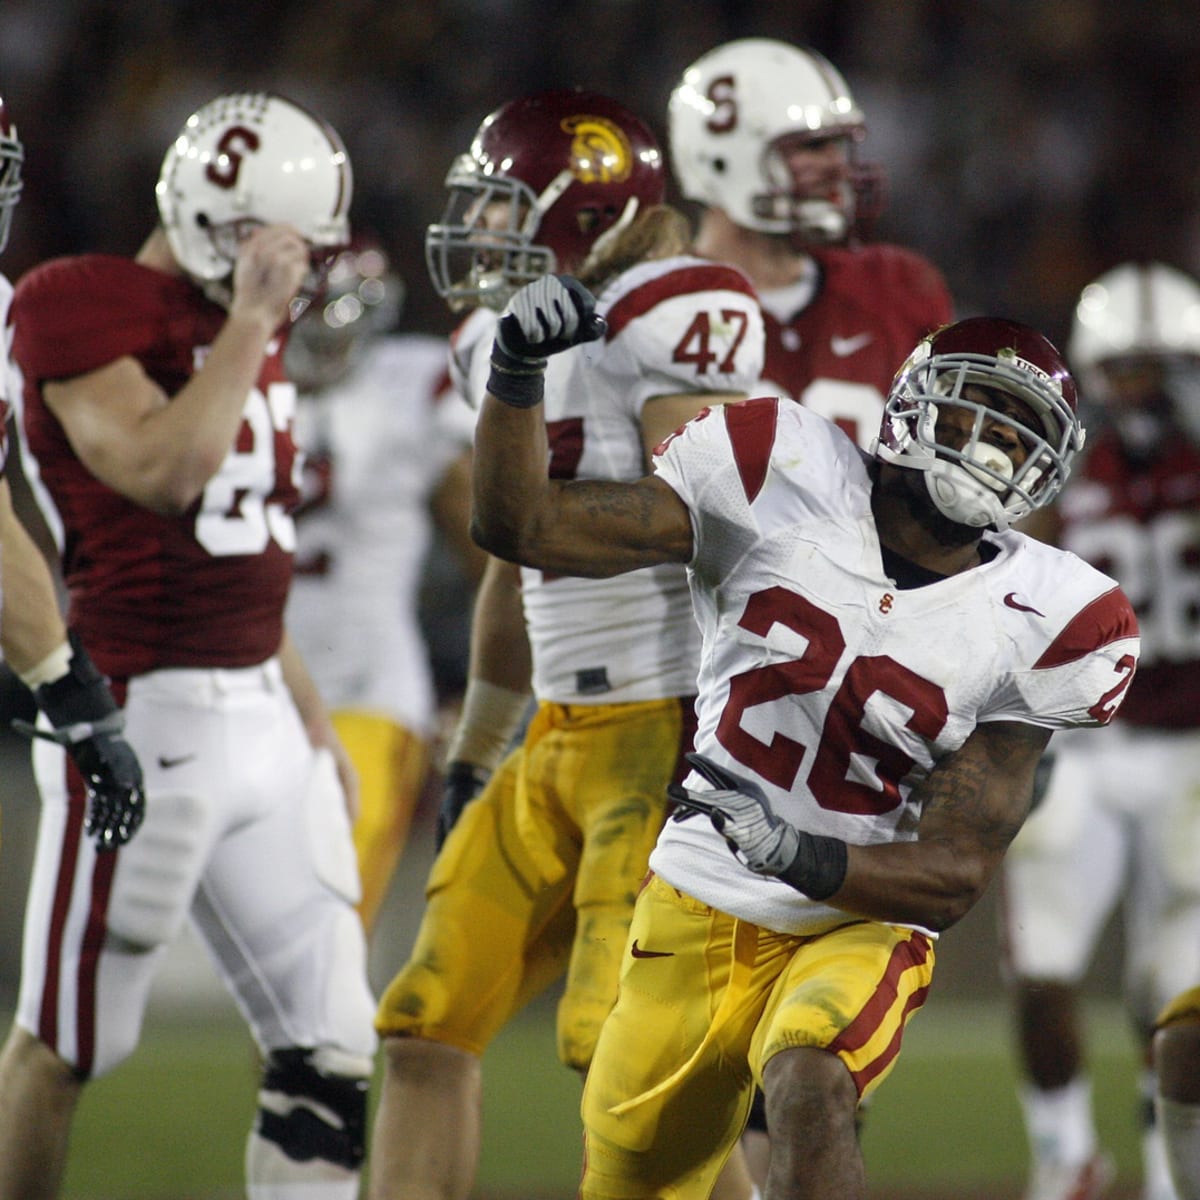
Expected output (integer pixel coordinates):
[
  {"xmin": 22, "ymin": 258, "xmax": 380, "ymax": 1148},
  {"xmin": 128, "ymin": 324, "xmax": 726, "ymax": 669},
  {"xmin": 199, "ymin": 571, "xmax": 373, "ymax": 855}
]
[
  {"xmin": 829, "ymin": 719, "xmax": 1051, "ymax": 932},
  {"xmin": 471, "ymin": 391, "xmax": 693, "ymax": 577}
]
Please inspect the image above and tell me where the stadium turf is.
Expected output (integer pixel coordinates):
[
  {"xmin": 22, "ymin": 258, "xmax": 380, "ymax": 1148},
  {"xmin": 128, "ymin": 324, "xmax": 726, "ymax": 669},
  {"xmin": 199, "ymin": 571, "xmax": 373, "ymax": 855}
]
[{"xmin": 44, "ymin": 996, "xmax": 1144, "ymax": 1199}]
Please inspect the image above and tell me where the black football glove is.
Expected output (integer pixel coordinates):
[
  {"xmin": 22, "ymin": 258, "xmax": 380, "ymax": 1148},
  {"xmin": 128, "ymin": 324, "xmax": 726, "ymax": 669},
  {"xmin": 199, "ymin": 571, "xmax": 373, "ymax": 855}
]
[
  {"xmin": 668, "ymin": 752, "xmax": 847, "ymax": 901},
  {"xmin": 487, "ymin": 275, "xmax": 607, "ymax": 408},
  {"xmin": 13, "ymin": 632, "xmax": 146, "ymax": 851},
  {"xmin": 435, "ymin": 760, "xmax": 490, "ymax": 851}
]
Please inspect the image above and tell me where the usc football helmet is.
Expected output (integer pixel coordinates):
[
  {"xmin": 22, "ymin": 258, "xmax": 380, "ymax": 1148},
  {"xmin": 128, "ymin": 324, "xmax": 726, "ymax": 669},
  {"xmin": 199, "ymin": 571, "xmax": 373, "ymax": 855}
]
[
  {"xmin": 425, "ymin": 89, "xmax": 665, "ymax": 311},
  {"xmin": 0, "ymin": 96, "xmax": 24, "ymax": 254},
  {"xmin": 286, "ymin": 239, "xmax": 404, "ymax": 392},
  {"xmin": 874, "ymin": 318, "xmax": 1085, "ymax": 529},
  {"xmin": 668, "ymin": 37, "xmax": 883, "ymax": 246},
  {"xmin": 155, "ymin": 92, "xmax": 352, "ymax": 307},
  {"xmin": 1067, "ymin": 261, "xmax": 1200, "ymax": 451}
]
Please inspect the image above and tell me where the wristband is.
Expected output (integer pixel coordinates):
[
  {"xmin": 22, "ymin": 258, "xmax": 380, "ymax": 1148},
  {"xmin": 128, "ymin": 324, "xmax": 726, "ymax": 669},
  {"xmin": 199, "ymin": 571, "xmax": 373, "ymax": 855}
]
[
  {"xmin": 444, "ymin": 678, "xmax": 531, "ymax": 772},
  {"xmin": 18, "ymin": 640, "xmax": 73, "ymax": 690},
  {"xmin": 778, "ymin": 830, "xmax": 848, "ymax": 901},
  {"xmin": 486, "ymin": 341, "xmax": 548, "ymax": 409}
]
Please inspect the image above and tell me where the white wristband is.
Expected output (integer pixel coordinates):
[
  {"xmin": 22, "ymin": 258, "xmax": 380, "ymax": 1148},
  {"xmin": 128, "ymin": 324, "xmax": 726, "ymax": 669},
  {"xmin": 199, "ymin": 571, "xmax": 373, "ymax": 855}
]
[
  {"xmin": 18, "ymin": 640, "xmax": 73, "ymax": 690},
  {"xmin": 445, "ymin": 679, "xmax": 531, "ymax": 772}
]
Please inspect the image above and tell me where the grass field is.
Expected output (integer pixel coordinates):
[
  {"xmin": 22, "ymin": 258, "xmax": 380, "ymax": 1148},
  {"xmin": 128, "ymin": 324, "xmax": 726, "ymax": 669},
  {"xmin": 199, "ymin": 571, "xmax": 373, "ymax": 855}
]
[{"xmin": 43, "ymin": 994, "xmax": 1147, "ymax": 1200}]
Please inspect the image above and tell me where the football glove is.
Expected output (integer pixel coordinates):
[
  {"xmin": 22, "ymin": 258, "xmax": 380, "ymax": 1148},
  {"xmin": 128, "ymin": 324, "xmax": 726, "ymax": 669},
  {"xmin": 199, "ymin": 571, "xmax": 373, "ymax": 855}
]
[
  {"xmin": 487, "ymin": 275, "xmax": 607, "ymax": 408},
  {"xmin": 14, "ymin": 632, "xmax": 146, "ymax": 851},
  {"xmin": 668, "ymin": 751, "xmax": 847, "ymax": 900},
  {"xmin": 436, "ymin": 760, "xmax": 491, "ymax": 851}
]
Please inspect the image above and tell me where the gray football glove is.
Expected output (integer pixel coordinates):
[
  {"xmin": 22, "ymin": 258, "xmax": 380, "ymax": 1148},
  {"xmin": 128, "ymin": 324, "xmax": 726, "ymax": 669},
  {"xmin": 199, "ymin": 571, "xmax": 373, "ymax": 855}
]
[
  {"xmin": 487, "ymin": 275, "xmax": 606, "ymax": 408},
  {"xmin": 668, "ymin": 751, "xmax": 847, "ymax": 900}
]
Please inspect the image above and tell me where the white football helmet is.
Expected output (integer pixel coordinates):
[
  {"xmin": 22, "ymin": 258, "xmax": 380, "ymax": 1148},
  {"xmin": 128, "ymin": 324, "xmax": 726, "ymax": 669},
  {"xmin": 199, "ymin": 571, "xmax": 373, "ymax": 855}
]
[
  {"xmin": 668, "ymin": 37, "xmax": 883, "ymax": 245},
  {"xmin": 875, "ymin": 317, "xmax": 1085, "ymax": 529},
  {"xmin": 1068, "ymin": 261, "xmax": 1200, "ymax": 449},
  {"xmin": 155, "ymin": 93, "xmax": 352, "ymax": 306},
  {"xmin": 0, "ymin": 95, "xmax": 24, "ymax": 254}
]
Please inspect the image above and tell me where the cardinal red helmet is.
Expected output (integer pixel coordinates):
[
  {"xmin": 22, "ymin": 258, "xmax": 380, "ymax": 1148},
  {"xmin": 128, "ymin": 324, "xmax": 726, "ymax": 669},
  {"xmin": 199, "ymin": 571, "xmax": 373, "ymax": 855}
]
[
  {"xmin": 426, "ymin": 89, "xmax": 665, "ymax": 311},
  {"xmin": 875, "ymin": 317, "xmax": 1085, "ymax": 528},
  {"xmin": 0, "ymin": 96, "xmax": 24, "ymax": 254}
]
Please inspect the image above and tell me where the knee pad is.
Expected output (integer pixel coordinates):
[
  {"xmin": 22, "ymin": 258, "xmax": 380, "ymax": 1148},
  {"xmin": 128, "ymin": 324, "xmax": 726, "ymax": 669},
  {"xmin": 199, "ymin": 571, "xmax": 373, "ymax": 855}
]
[{"xmin": 254, "ymin": 1046, "xmax": 371, "ymax": 1171}]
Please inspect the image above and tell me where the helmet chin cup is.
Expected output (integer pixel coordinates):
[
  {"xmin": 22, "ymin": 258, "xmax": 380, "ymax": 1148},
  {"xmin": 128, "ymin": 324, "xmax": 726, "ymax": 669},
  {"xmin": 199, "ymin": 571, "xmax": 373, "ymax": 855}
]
[
  {"xmin": 924, "ymin": 460, "xmax": 1008, "ymax": 528},
  {"xmin": 791, "ymin": 199, "xmax": 848, "ymax": 246}
]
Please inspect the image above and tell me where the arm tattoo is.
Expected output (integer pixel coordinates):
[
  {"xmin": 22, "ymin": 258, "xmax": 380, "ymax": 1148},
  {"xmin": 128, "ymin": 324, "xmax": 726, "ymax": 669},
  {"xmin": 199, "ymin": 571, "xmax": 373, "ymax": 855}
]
[
  {"xmin": 919, "ymin": 723, "xmax": 1047, "ymax": 854},
  {"xmin": 569, "ymin": 479, "xmax": 661, "ymax": 529}
]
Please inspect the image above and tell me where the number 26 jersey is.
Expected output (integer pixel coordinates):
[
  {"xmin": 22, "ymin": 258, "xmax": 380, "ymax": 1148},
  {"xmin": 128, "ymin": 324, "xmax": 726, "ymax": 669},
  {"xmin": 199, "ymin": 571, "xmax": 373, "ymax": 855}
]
[{"xmin": 649, "ymin": 398, "xmax": 1140, "ymax": 936}]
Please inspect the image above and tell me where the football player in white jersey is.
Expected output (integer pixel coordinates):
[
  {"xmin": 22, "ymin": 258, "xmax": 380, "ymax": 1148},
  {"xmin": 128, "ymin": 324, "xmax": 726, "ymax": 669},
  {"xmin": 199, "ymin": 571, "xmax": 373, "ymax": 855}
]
[
  {"xmin": 1001, "ymin": 262, "xmax": 1200, "ymax": 1200},
  {"xmin": 284, "ymin": 240, "xmax": 481, "ymax": 933},
  {"xmin": 368, "ymin": 90, "xmax": 766, "ymax": 1200},
  {"xmin": 468, "ymin": 274, "xmax": 1140, "ymax": 1200},
  {"xmin": 667, "ymin": 37, "xmax": 957, "ymax": 1175},
  {"xmin": 0, "ymin": 94, "xmax": 143, "ymax": 856}
]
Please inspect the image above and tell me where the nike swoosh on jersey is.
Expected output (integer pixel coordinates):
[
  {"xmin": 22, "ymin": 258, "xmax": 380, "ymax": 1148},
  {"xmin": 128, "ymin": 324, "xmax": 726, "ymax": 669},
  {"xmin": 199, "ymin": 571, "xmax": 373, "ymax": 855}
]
[
  {"xmin": 630, "ymin": 940, "xmax": 674, "ymax": 959},
  {"xmin": 156, "ymin": 753, "xmax": 197, "ymax": 770},
  {"xmin": 1003, "ymin": 592, "xmax": 1045, "ymax": 617},
  {"xmin": 830, "ymin": 332, "xmax": 874, "ymax": 357}
]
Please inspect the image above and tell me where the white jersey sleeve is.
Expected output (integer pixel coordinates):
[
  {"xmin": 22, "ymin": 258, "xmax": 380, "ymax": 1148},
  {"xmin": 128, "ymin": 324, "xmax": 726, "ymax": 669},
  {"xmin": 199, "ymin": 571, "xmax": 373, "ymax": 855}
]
[
  {"xmin": 448, "ymin": 307, "xmax": 498, "ymax": 409},
  {"xmin": 593, "ymin": 256, "xmax": 765, "ymax": 417}
]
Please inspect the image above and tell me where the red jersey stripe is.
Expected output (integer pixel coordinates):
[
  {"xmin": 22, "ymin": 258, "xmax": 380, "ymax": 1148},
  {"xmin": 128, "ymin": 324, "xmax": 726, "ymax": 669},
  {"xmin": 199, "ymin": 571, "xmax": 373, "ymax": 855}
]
[
  {"xmin": 830, "ymin": 930, "xmax": 933, "ymax": 1054},
  {"xmin": 1034, "ymin": 586, "xmax": 1139, "ymax": 669},
  {"xmin": 725, "ymin": 397, "xmax": 779, "ymax": 505},
  {"xmin": 603, "ymin": 264, "xmax": 757, "ymax": 341}
]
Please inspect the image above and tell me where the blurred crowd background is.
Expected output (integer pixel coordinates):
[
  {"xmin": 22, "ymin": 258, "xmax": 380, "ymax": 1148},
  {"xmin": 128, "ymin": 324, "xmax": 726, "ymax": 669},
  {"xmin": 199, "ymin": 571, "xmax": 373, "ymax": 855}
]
[{"xmin": 2, "ymin": 0, "xmax": 1199, "ymax": 353}]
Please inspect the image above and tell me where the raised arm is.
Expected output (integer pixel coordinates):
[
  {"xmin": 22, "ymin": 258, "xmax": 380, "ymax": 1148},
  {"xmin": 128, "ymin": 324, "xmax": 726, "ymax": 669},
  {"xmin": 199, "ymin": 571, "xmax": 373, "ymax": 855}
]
[{"xmin": 470, "ymin": 275, "xmax": 693, "ymax": 578}]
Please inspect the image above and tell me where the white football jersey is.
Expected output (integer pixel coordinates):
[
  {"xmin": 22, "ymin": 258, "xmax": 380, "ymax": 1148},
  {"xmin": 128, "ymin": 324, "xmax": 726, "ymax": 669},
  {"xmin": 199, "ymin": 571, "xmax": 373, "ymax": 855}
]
[
  {"xmin": 285, "ymin": 333, "xmax": 469, "ymax": 733},
  {"xmin": 648, "ymin": 398, "xmax": 1140, "ymax": 936},
  {"xmin": 526, "ymin": 256, "xmax": 764, "ymax": 702},
  {"xmin": 459, "ymin": 256, "xmax": 765, "ymax": 703}
]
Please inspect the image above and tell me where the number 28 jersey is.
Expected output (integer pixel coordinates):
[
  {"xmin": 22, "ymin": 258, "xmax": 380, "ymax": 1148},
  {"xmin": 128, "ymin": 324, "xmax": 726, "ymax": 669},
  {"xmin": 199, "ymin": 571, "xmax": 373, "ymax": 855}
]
[
  {"xmin": 649, "ymin": 399, "xmax": 1140, "ymax": 936},
  {"xmin": 12, "ymin": 255, "xmax": 299, "ymax": 678}
]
